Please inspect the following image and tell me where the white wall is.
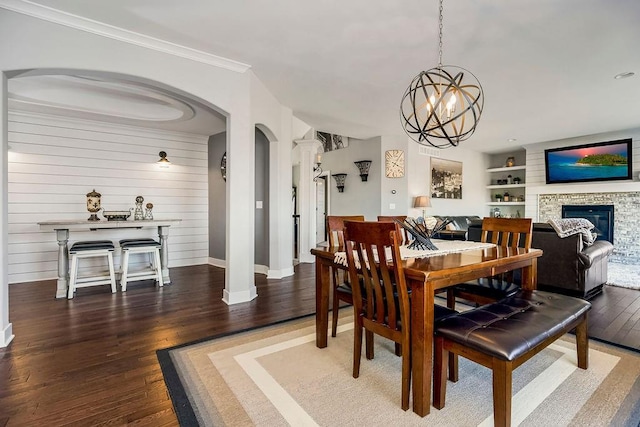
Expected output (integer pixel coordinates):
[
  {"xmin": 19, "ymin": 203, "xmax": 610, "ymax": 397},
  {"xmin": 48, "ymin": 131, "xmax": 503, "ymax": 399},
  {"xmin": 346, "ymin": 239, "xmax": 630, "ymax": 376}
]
[
  {"xmin": 407, "ymin": 140, "xmax": 490, "ymax": 218},
  {"xmin": 8, "ymin": 112, "xmax": 209, "ymax": 283}
]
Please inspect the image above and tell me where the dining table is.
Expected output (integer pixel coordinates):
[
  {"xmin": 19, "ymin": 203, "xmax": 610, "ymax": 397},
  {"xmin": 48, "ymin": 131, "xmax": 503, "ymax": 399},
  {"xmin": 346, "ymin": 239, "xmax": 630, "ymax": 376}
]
[{"xmin": 311, "ymin": 241, "xmax": 543, "ymax": 417}]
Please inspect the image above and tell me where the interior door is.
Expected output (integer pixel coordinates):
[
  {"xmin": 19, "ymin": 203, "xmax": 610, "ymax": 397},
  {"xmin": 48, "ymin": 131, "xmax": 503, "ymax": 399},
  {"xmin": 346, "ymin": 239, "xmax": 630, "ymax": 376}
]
[{"xmin": 315, "ymin": 176, "xmax": 327, "ymax": 244}]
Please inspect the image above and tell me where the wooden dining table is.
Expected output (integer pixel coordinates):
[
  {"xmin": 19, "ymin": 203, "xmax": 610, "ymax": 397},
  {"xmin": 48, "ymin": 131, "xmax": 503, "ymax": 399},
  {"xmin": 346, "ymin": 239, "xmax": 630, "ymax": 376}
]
[{"xmin": 311, "ymin": 243, "xmax": 543, "ymax": 417}]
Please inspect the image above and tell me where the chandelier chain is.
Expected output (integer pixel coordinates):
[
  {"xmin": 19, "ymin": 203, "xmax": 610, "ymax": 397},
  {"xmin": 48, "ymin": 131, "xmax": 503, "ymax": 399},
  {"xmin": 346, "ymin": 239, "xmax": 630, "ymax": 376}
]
[{"xmin": 438, "ymin": 0, "xmax": 443, "ymax": 67}]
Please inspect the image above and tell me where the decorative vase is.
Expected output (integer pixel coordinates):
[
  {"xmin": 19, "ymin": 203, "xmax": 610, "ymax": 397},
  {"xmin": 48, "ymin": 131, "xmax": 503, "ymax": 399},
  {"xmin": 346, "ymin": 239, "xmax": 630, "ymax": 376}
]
[{"xmin": 86, "ymin": 189, "xmax": 101, "ymax": 221}]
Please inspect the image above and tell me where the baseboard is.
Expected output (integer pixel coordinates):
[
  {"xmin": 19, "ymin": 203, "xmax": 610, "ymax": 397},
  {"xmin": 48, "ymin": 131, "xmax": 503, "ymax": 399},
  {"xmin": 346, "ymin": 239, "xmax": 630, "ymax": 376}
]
[
  {"xmin": 1, "ymin": 323, "xmax": 14, "ymax": 348},
  {"xmin": 267, "ymin": 266, "xmax": 295, "ymax": 279},
  {"xmin": 208, "ymin": 258, "xmax": 274, "ymax": 277},
  {"xmin": 222, "ymin": 287, "xmax": 258, "ymax": 305}
]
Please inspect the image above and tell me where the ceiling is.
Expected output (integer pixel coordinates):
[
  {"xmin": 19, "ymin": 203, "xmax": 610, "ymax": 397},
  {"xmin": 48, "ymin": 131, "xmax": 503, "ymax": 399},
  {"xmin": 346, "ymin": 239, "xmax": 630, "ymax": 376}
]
[{"xmin": 7, "ymin": 0, "xmax": 640, "ymax": 152}]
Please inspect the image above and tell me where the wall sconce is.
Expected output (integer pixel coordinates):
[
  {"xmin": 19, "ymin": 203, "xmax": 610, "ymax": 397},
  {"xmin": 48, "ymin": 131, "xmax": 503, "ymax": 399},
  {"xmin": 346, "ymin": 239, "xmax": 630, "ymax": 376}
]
[
  {"xmin": 332, "ymin": 173, "xmax": 347, "ymax": 192},
  {"xmin": 353, "ymin": 160, "xmax": 372, "ymax": 181},
  {"xmin": 313, "ymin": 153, "xmax": 322, "ymax": 181},
  {"xmin": 157, "ymin": 151, "xmax": 171, "ymax": 168},
  {"xmin": 413, "ymin": 195, "xmax": 431, "ymax": 218}
]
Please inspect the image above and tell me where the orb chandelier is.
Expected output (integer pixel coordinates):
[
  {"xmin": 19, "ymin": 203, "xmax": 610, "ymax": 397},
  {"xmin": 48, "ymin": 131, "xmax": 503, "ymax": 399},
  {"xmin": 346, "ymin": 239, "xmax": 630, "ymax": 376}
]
[{"xmin": 400, "ymin": 0, "xmax": 484, "ymax": 148}]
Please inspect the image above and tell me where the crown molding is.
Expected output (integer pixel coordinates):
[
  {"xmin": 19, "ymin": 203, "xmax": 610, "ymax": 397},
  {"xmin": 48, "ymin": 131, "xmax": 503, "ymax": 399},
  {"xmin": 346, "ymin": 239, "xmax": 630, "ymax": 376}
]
[{"xmin": 0, "ymin": 0, "xmax": 251, "ymax": 73}]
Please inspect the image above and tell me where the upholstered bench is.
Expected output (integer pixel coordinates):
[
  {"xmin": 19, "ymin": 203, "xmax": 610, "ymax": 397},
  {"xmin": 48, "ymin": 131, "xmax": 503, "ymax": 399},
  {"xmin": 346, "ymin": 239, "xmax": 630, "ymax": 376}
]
[{"xmin": 434, "ymin": 290, "xmax": 591, "ymax": 427}]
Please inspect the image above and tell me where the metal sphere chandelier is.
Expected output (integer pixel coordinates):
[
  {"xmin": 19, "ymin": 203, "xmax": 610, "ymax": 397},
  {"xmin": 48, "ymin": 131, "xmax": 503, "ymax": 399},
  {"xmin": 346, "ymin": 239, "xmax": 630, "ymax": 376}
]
[{"xmin": 400, "ymin": 0, "xmax": 484, "ymax": 148}]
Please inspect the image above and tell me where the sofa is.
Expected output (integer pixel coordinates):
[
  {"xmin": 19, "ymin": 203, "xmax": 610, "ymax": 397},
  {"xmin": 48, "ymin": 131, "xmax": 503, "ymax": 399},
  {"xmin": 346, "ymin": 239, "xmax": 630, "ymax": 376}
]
[
  {"xmin": 431, "ymin": 215, "xmax": 481, "ymax": 240},
  {"xmin": 468, "ymin": 221, "xmax": 614, "ymax": 299}
]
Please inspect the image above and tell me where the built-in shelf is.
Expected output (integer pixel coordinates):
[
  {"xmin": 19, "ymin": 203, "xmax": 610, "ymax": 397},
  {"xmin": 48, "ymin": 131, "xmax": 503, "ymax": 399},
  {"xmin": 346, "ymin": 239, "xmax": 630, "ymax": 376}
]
[
  {"xmin": 486, "ymin": 165, "xmax": 526, "ymax": 173},
  {"xmin": 486, "ymin": 157, "xmax": 527, "ymax": 217},
  {"xmin": 486, "ymin": 202, "xmax": 526, "ymax": 206},
  {"xmin": 487, "ymin": 183, "xmax": 526, "ymax": 190}
]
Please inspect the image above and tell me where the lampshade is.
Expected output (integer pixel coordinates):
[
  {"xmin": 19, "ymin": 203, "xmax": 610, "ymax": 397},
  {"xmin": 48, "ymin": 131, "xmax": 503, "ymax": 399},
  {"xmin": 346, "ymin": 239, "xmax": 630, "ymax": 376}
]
[{"xmin": 413, "ymin": 196, "xmax": 431, "ymax": 208}]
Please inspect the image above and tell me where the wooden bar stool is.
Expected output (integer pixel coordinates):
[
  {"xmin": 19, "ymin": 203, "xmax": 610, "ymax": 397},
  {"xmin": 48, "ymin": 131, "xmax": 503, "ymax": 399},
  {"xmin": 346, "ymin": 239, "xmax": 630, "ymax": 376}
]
[
  {"xmin": 119, "ymin": 239, "xmax": 163, "ymax": 291},
  {"xmin": 67, "ymin": 240, "xmax": 117, "ymax": 299}
]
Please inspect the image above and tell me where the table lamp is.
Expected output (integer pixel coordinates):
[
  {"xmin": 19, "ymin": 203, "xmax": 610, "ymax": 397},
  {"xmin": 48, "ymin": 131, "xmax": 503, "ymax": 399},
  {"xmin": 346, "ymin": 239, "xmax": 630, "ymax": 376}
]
[{"xmin": 413, "ymin": 195, "xmax": 431, "ymax": 219}]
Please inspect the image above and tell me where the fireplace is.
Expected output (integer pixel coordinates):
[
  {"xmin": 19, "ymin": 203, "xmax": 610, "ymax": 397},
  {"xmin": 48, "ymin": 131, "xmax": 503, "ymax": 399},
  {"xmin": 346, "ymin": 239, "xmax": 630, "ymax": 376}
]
[{"xmin": 562, "ymin": 205, "xmax": 614, "ymax": 244}]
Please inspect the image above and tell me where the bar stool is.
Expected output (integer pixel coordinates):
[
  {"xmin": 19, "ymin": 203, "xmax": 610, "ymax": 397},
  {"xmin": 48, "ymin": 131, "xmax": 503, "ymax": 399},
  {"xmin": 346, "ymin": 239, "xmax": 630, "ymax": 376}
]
[
  {"xmin": 68, "ymin": 240, "xmax": 117, "ymax": 299},
  {"xmin": 119, "ymin": 239, "xmax": 163, "ymax": 291}
]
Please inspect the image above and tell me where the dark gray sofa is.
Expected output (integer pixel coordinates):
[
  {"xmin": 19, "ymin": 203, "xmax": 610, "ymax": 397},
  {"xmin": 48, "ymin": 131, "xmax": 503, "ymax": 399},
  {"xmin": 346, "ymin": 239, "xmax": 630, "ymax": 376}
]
[
  {"xmin": 468, "ymin": 220, "xmax": 614, "ymax": 299},
  {"xmin": 432, "ymin": 215, "xmax": 480, "ymax": 240}
]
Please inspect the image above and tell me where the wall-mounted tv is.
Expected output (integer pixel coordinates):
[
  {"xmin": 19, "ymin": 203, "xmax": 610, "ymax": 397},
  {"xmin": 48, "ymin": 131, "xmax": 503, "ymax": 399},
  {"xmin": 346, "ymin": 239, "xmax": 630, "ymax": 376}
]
[{"xmin": 544, "ymin": 138, "xmax": 632, "ymax": 184}]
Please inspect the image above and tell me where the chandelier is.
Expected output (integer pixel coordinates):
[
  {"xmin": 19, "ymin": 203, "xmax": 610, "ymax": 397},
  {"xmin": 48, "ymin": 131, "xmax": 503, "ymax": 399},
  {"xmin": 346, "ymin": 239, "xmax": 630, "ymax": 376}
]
[{"xmin": 400, "ymin": 0, "xmax": 484, "ymax": 148}]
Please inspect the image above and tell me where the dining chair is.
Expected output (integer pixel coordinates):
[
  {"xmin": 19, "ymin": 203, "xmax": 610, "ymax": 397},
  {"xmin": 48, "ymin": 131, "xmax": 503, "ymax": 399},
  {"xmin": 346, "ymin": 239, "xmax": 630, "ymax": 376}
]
[
  {"xmin": 327, "ymin": 215, "xmax": 365, "ymax": 337},
  {"xmin": 376, "ymin": 215, "xmax": 410, "ymax": 245},
  {"xmin": 343, "ymin": 220, "xmax": 457, "ymax": 410},
  {"xmin": 447, "ymin": 217, "xmax": 533, "ymax": 309}
]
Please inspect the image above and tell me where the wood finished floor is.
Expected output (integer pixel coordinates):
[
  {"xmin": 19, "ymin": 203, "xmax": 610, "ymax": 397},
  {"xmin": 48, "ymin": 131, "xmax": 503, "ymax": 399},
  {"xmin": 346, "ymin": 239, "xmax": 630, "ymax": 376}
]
[{"xmin": 0, "ymin": 263, "xmax": 638, "ymax": 426}]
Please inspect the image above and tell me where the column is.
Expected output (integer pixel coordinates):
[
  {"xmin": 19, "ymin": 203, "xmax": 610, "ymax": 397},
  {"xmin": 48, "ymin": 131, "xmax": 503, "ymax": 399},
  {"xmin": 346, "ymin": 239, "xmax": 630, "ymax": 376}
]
[{"xmin": 294, "ymin": 138, "xmax": 322, "ymax": 263}]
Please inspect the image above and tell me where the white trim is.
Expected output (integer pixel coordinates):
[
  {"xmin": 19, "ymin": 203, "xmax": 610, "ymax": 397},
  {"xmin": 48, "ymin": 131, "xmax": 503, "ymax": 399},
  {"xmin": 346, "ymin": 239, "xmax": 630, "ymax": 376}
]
[
  {"xmin": 267, "ymin": 266, "xmax": 294, "ymax": 279},
  {"xmin": 0, "ymin": 0, "xmax": 251, "ymax": 73},
  {"xmin": 1, "ymin": 323, "xmax": 14, "ymax": 348},
  {"xmin": 222, "ymin": 287, "xmax": 257, "ymax": 305},
  {"xmin": 208, "ymin": 257, "xmax": 226, "ymax": 269},
  {"xmin": 254, "ymin": 264, "xmax": 268, "ymax": 276}
]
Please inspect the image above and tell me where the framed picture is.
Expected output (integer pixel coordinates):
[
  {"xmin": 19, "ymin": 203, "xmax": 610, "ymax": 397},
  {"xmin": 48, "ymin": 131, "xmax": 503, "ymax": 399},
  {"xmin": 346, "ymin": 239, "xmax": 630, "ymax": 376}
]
[
  {"xmin": 431, "ymin": 158, "xmax": 462, "ymax": 199},
  {"xmin": 316, "ymin": 131, "xmax": 349, "ymax": 152},
  {"xmin": 544, "ymin": 138, "xmax": 632, "ymax": 184}
]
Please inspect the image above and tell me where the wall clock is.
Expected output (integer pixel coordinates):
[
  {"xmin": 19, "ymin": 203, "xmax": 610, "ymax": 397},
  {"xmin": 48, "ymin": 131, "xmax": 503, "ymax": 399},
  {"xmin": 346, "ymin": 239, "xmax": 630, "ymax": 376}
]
[
  {"xmin": 385, "ymin": 150, "xmax": 405, "ymax": 178},
  {"xmin": 221, "ymin": 152, "xmax": 227, "ymax": 181}
]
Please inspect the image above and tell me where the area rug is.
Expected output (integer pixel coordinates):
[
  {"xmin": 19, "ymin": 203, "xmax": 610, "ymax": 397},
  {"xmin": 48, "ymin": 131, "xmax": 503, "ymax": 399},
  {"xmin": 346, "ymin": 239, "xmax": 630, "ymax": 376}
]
[
  {"xmin": 158, "ymin": 314, "xmax": 640, "ymax": 426},
  {"xmin": 607, "ymin": 262, "xmax": 640, "ymax": 290}
]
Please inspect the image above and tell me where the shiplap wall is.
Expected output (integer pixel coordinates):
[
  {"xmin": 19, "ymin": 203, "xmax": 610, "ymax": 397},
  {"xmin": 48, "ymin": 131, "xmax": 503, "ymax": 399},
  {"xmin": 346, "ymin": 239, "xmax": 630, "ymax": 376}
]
[{"xmin": 7, "ymin": 111, "xmax": 209, "ymax": 284}]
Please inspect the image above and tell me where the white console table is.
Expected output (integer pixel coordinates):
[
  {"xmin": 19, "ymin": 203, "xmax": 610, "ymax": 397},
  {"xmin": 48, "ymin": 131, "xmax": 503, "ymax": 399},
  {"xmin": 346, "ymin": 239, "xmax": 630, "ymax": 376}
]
[{"xmin": 38, "ymin": 219, "xmax": 182, "ymax": 299}]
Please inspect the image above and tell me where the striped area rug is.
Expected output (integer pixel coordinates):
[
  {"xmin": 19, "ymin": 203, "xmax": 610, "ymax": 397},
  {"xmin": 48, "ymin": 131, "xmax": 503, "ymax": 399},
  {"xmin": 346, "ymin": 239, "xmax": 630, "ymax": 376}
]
[{"xmin": 158, "ymin": 314, "xmax": 640, "ymax": 426}]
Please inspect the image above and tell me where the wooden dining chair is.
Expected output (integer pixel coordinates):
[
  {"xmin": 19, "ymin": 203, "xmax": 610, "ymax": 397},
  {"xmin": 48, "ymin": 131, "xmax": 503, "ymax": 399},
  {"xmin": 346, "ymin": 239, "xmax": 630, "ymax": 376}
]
[
  {"xmin": 447, "ymin": 217, "xmax": 533, "ymax": 309},
  {"xmin": 377, "ymin": 215, "xmax": 410, "ymax": 245},
  {"xmin": 327, "ymin": 215, "xmax": 365, "ymax": 337},
  {"xmin": 343, "ymin": 220, "xmax": 457, "ymax": 411},
  {"xmin": 344, "ymin": 220, "xmax": 412, "ymax": 409}
]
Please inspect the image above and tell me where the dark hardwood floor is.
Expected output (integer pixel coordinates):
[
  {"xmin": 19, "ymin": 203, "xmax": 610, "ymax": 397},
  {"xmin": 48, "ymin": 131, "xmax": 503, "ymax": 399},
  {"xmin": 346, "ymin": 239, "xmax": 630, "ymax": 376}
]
[{"xmin": 0, "ymin": 263, "xmax": 638, "ymax": 426}]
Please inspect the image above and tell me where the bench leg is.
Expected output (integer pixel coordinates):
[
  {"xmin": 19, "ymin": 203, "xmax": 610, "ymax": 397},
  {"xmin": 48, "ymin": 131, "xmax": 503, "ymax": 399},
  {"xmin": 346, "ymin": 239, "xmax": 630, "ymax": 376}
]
[
  {"xmin": 575, "ymin": 313, "xmax": 589, "ymax": 369},
  {"xmin": 492, "ymin": 359, "xmax": 513, "ymax": 427}
]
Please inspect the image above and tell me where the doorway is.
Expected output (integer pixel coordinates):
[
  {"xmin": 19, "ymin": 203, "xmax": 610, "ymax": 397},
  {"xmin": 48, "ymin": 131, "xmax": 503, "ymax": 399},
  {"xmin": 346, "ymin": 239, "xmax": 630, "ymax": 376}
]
[{"xmin": 315, "ymin": 176, "xmax": 328, "ymax": 244}]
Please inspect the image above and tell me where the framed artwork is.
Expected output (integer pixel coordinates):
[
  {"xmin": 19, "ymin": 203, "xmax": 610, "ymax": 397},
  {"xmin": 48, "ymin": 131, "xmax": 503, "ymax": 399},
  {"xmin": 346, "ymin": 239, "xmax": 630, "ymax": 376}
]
[
  {"xmin": 316, "ymin": 131, "xmax": 349, "ymax": 152},
  {"xmin": 431, "ymin": 158, "xmax": 462, "ymax": 199}
]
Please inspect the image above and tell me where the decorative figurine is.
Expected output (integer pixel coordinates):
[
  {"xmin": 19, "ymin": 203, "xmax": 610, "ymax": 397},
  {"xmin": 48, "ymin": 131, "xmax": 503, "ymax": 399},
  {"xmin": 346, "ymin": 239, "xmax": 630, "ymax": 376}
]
[
  {"xmin": 506, "ymin": 156, "xmax": 515, "ymax": 167},
  {"xmin": 86, "ymin": 189, "xmax": 102, "ymax": 221},
  {"xmin": 134, "ymin": 196, "xmax": 144, "ymax": 220},
  {"xmin": 144, "ymin": 202, "xmax": 154, "ymax": 220}
]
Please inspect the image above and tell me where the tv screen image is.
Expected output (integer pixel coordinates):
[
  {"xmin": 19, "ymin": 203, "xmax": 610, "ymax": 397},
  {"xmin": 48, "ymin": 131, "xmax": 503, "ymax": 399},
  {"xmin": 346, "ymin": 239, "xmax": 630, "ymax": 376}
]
[{"xmin": 544, "ymin": 138, "xmax": 632, "ymax": 184}]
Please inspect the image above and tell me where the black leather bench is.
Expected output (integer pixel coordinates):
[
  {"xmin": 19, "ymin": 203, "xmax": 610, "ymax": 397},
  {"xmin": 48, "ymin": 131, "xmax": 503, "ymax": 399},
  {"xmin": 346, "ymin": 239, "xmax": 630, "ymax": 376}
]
[{"xmin": 433, "ymin": 290, "xmax": 591, "ymax": 427}]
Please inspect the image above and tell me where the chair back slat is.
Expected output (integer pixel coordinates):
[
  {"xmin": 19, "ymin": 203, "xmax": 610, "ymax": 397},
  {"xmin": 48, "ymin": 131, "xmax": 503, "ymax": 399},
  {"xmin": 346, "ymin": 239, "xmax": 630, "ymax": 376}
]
[
  {"xmin": 344, "ymin": 221, "xmax": 409, "ymax": 336},
  {"xmin": 480, "ymin": 217, "xmax": 533, "ymax": 250},
  {"xmin": 327, "ymin": 215, "xmax": 365, "ymax": 247}
]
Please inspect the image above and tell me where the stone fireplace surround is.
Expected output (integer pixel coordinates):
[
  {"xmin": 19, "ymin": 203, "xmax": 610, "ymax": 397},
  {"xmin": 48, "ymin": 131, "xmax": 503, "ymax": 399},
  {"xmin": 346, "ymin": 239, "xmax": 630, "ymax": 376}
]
[{"xmin": 536, "ymin": 191, "xmax": 640, "ymax": 264}]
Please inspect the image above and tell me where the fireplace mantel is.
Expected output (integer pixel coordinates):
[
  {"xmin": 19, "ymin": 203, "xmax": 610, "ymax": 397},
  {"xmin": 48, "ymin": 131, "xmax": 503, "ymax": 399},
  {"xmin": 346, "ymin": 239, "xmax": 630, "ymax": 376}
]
[{"xmin": 528, "ymin": 181, "xmax": 639, "ymax": 196}]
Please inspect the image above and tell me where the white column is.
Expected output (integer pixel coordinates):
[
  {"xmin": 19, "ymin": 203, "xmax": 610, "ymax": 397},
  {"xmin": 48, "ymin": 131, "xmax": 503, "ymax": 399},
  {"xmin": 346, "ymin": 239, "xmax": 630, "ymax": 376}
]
[
  {"xmin": 0, "ymin": 73, "xmax": 14, "ymax": 347},
  {"xmin": 223, "ymin": 111, "xmax": 258, "ymax": 304},
  {"xmin": 294, "ymin": 138, "xmax": 322, "ymax": 263},
  {"xmin": 267, "ymin": 109, "xmax": 294, "ymax": 278}
]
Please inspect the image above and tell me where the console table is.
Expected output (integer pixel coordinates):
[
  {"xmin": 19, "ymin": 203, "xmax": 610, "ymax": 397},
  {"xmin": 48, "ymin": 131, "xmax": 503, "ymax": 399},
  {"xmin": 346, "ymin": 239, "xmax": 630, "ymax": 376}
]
[{"xmin": 38, "ymin": 219, "xmax": 182, "ymax": 298}]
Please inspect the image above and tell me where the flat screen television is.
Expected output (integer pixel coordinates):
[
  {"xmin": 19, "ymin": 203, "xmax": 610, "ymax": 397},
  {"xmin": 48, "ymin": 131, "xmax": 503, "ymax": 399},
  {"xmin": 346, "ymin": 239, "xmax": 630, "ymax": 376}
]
[{"xmin": 544, "ymin": 138, "xmax": 632, "ymax": 184}]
